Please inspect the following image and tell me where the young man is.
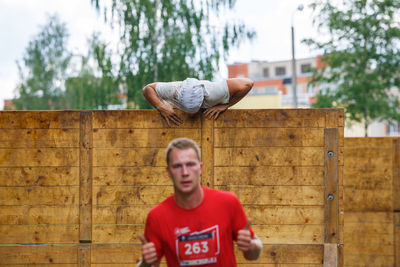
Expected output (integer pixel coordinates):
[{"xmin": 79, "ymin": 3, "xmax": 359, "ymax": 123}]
[
  {"xmin": 138, "ymin": 138, "xmax": 262, "ymax": 267},
  {"xmin": 142, "ymin": 78, "xmax": 253, "ymax": 126}
]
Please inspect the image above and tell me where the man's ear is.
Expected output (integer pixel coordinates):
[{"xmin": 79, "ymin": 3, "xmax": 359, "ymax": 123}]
[{"xmin": 166, "ymin": 166, "xmax": 172, "ymax": 178}]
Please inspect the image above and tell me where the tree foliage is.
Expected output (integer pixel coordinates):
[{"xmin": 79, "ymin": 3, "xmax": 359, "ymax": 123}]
[
  {"xmin": 91, "ymin": 0, "xmax": 255, "ymax": 108},
  {"xmin": 14, "ymin": 15, "xmax": 71, "ymax": 110},
  {"xmin": 65, "ymin": 34, "xmax": 121, "ymax": 109},
  {"xmin": 305, "ymin": 0, "xmax": 400, "ymax": 135}
]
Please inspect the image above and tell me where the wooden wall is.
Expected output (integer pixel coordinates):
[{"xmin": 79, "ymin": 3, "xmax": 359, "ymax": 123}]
[
  {"xmin": 344, "ymin": 138, "xmax": 400, "ymax": 266},
  {"xmin": 0, "ymin": 109, "xmax": 344, "ymax": 266}
]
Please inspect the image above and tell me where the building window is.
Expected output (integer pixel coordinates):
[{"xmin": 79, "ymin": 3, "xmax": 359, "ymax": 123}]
[
  {"xmin": 275, "ymin": 66, "xmax": 286, "ymax": 76},
  {"xmin": 301, "ymin": 63, "xmax": 312, "ymax": 73},
  {"xmin": 263, "ymin": 68, "xmax": 269, "ymax": 77}
]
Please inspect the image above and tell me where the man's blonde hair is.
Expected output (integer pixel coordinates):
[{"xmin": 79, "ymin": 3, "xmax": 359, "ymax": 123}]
[{"xmin": 166, "ymin": 138, "xmax": 201, "ymax": 165}]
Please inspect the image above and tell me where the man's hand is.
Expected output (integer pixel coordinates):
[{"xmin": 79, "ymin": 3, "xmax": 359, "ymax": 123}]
[
  {"xmin": 203, "ymin": 104, "xmax": 229, "ymax": 120},
  {"xmin": 237, "ymin": 219, "xmax": 262, "ymax": 260},
  {"xmin": 237, "ymin": 219, "xmax": 252, "ymax": 252},
  {"xmin": 138, "ymin": 234, "xmax": 158, "ymax": 266},
  {"xmin": 157, "ymin": 104, "xmax": 183, "ymax": 127}
]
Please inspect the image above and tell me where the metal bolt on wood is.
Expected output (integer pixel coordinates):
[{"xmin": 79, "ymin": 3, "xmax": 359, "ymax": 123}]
[
  {"xmin": 328, "ymin": 194, "xmax": 334, "ymax": 201},
  {"xmin": 328, "ymin": 151, "xmax": 334, "ymax": 157}
]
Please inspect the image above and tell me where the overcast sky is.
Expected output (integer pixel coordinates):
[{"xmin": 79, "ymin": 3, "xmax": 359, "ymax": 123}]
[{"xmin": 0, "ymin": 0, "xmax": 319, "ymax": 109}]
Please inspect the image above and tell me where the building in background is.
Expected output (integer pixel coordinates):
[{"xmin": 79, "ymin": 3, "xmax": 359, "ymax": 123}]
[
  {"xmin": 228, "ymin": 56, "xmax": 399, "ymax": 137},
  {"xmin": 228, "ymin": 56, "xmax": 323, "ymax": 109}
]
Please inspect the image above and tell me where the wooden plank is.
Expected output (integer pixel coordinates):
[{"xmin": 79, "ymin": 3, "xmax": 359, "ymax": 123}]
[
  {"xmin": 323, "ymin": 243, "xmax": 337, "ymax": 267},
  {"xmin": 244, "ymin": 205, "xmax": 324, "ymax": 225},
  {"xmin": 0, "ymin": 167, "xmax": 79, "ymax": 186},
  {"xmin": 92, "ymin": 110, "xmax": 200, "ymax": 129},
  {"xmin": 344, "ymin": 147, "xmax": 393, "ymax": 170},
  {"xmin": 344, "ymin": 243, "xmax": 394, "ymax": 255},
  {"xmin": 344, "ymin": 168, "xmax": 392, "ymax": 189},
  {"xmin": 93, "ymin": 148, "xmax": 165, "ymax": 167},
  {"xmin": 0, "ymin": 111, "xmax": 80, "ymax": 129},
  {"xmin": 0, "ymin": 225, "xmax": 79, "ymax": 243},
  {"xmin": 0, "ymin": 187, "xmax": 79, "ymax": 205},
  {"xmin": 345, "ymin": 137, "xmax": 393, "ymax": 148},
  {"xmin": 344, "ymin": 254, "xmax": 394, "ymax": 266},
  {"xmin": 394, "ymin": 213, "xmax": 400, "ymax": 267},
  {"xmin": 93, "ymin": 205, "xmax": 152, "ymax": 224},
  {"xmin": 0, "ymin": 148, "xmax": 79, "ymax": 167},
  {"xmin": 393, "ymin": 138, "xmax": 400, "ymax": 210},
  {"xmin": 214, "ymin": 166, "xmax": 324, "ymax": 186},
  {"xmin": 215, "ymin": 147, "xmax": 324, "ymax": 167},
  {"xmin": 0, "ymin": 245, "xmax": 78, "ymax": 264},
  {"xmin": 91, "ymin": 244, "xmax": 140, "ymax": 263},
  {"xmin": 92, "ymin": 224, "xmax": 324, "ymax": 244},
  {"xmin": 325, "ymin": 109, "xmax": 339, "ymax": 129},
  {"xmin": 93, "ymin": 205, "xmax": 320, "ymax": 226},
  {"xmin": 345, "ymin": 211, "xmax": 393, "ymax": 223},
  {"xmin": 0, "ymin": 264, "xmax": 77, "ymax": 266},
  {"xmin": 201, "ymin": 113, "xmax": 214, "ymax": 187},
  {"xmin": 79, "ymin": 111, "xmax": 93, "ymax": 243},
  {"xmin": 0, "ymin": 205, "xmax": 79, "ymax": 224},
  {"xmin": 93, "ymin": 167, "xmax": 170, "ymax": 186},
  {"xmin": 0, "ymin": 129, "xmax": 79, "ymax": 148},
  {"xmin": 93, "ymin": 128, "xmax": 201, "ymax": 148},
  {"xmin": 93, "ymin": 186, "xmax": 174, "ymax": 205},
  {"xmin": 214, "ymin": 109, "xmax": 326, "ymax": 128},
  {"xmin": 324, "ymin": 128, "xmax": 339, "ymax": 244},
  {"xmin": 235, "ymin": 244, "xmax": 323, "ymax": 264},
  {"xmin": 78, "ymin": 244, "xmax": 90, "ymax": 267},
  {"xmin": 344, "ymin": 188, "xmax": 393, "ymax": 211},
  {"xmin": 214, "ymin": 128, "xmax": 324, "ymax": 147},
  {"xmin": 216, "ymin": 185, "xmax": 324, "ymax": 205}
]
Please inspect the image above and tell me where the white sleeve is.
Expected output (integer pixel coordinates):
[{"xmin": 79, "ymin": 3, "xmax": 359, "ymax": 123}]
[{"xmin": 155, "ymin": 81, "xmax": 183, "ymax": 109}]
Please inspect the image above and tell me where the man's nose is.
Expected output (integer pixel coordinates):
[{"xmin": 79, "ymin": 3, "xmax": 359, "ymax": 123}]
[{"xmin": 181, "ymin": 165, "xmax": 189, "ymax": 175}]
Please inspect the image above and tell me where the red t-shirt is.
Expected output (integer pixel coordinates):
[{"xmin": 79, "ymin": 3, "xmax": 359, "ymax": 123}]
[{"xmin": 144, "ymin": 187, "xmax": 254, "ymax": 266}]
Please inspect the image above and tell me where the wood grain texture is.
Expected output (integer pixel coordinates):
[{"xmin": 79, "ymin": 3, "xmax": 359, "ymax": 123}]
[
  {"xmin": 0, "ymin": 148, "xmax": 78, "ymax": 167},
  {"xmin": 93, "ymin": 167, "xmax": 169, "ymax": 186},
  {"xmin": 215, "ymin": 147, "xmax": 324, "ymax": 166},
  {"xmin": 0, "ymin": 109, "xmax": 344, "ymax": 266},
  {"xmin": 201, "ymin": 112, "xmax": 214, "ymax": 188},
  {"xmin": 0, "ymin": 205, "xmax": 79, "ymax": 224},
  {"xmin": 0, "ymin": 187, "xmax": 78, "ymax": 205},
  {"xmin": 214, "ymin": 109, "xmax": 327, "ymax": 128},
  {"xmin": 93, "ymin": 128, "xmax": 201, "ymax": 148},
  {"xmin": 216, "ymin": 185, "xmax": 324, "ymax": 205},
  {"xmin": 324, "ymin": 128, "xmax": 339, "ymax": 244},
  {"xmin": 0, "ymin": 111, "xmax": 80, "ymax": 129},
  {"xmin": 92, "ymin": 110, "xmax": 200, "ymax": 129},
  {"xmin": 214, "ymin": 128, "xmax": 324, "ymax": 147},
  {"xmin": 0, "ymin": 129, "xmax": 79, "ymax": 148},
  {"xmin": 0, "ymin": 167, "xmax": 78, "ymax": 186},
  {"xmin": 79, "ymin": 111, "xmax": 93, "ymax": 242},
  {"xmin": 0, "ymin": 225, "xmax": 79, "ymax": 243},
  {"xmin": 0, "ymin": 245, "xmax": 78, "ymax": 264},
  {"xmin": 214, "ymin": 166, "xmax": 324, "ymax": 186}
]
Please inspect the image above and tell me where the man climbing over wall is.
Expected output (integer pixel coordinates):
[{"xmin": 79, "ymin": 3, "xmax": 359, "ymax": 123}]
[
  {"xmin": 142, "ymin": 78, "xmax": 254, "ymax": 126},
  {"xmin": 137, "ymin": 137, "xmax": 262, "ymax": 267}
]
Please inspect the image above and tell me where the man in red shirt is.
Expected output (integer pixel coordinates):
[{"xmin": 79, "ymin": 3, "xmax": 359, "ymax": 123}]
[{"xmin": 138, "ymin": 138, "xmax": 262, "ymax": 266}]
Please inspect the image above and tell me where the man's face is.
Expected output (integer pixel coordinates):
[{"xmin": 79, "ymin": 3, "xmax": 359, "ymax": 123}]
[{"xmin": 166, "ymin": 148, "xmax": 202, "ymax": 195}]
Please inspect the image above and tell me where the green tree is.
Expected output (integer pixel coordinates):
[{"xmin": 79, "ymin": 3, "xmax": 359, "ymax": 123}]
[
  {"xmin": 306, "ymin": 0, "xmax": 400, "ymax": 136},
  {"xmin": 91, "ymin": 0, "xmax": 255, "ymax": 108},
  {"xmin": 65, "ymin": 34, "xmax": 121, "ymax": 109},
  {"xmin": 13, "ymin": 14, "xmax": 71, "ymax": 110}
]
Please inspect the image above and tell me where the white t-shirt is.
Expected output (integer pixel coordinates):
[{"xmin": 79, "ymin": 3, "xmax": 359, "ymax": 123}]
[{"xmin": 155, "ymin": 79, "xmax": 230, "ymax": 110}]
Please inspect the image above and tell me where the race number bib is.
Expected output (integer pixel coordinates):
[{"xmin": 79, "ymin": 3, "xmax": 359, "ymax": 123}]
[{"xmin": 176, "ymin": 225, "xmax": 220, "ymax": 266}]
